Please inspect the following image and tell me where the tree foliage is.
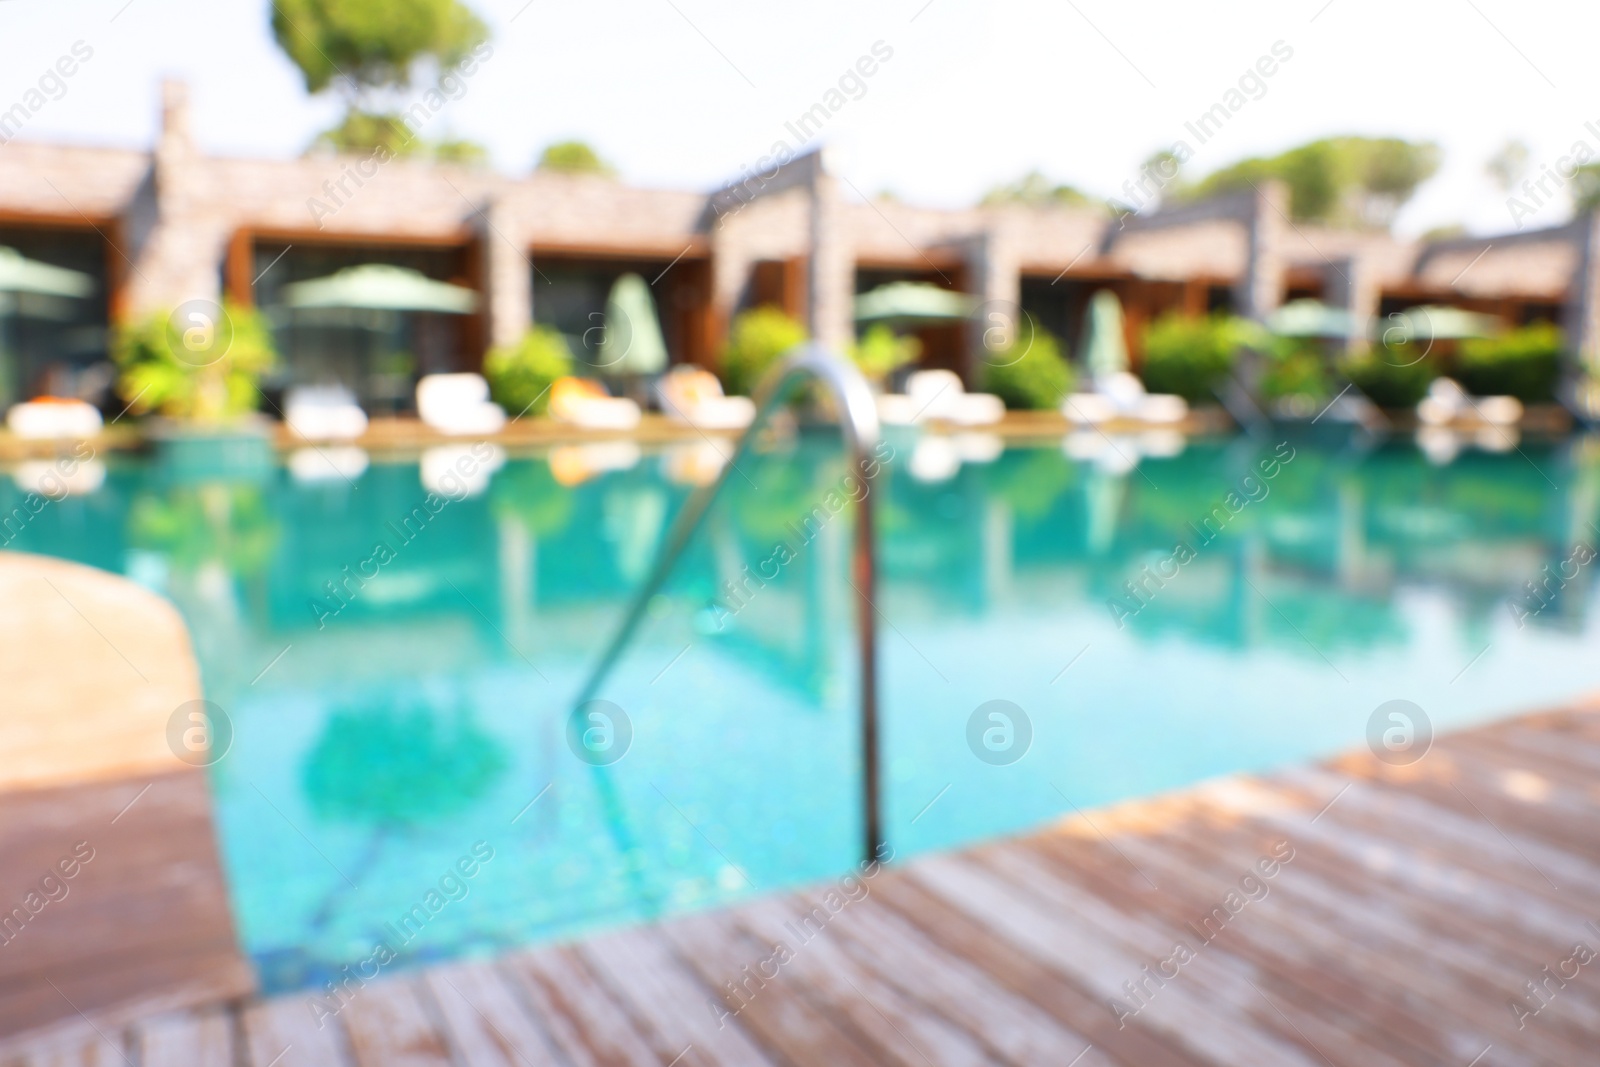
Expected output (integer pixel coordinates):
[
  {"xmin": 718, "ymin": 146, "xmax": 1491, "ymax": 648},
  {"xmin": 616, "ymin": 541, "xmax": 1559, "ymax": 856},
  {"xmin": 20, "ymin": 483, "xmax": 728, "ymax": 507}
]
[
  {"xmin": 1458, "ymin": 322, "xmax": 1564, "ymax": 402},
  {"xmin": 1188, "ymin": 137, "xmax": 1440, "ymax": 228},
  {"xmin": 981, "ymin": 170, "xmax": 1096, "ymax": 209},
  {"xmin": 849, "ymin": 324, "xmax": 920, "ymax": 384},
  {"xmin": 536, "ymin": 140, "xmax": 616, "ymax": 176},
  {"xmin": 272, "ymin": 0, "xmax": 490, "ymax": 158},
  {"xmin": 980, "ymin": 326, "xmax": 1074, "ymax": 410},
  {"xmin": 113, "ymin": 301, "xmax": 277, "ymax": 423},
  {"xmin": 719, "ymin": 305, "xmax": 807, "ymax": 396},
  {"xmin": 484, "ymin": 325, "xmax": 573, "ymax": 417},
  {"xmin": 271, "ymin": 0, "xmax": 488, "ymax": 97},
  {"xmin": 1571, "ymin": 165, "xmax": 1600, "ymax": 214},
  {"xmin": 1139, "ymin": 314, "xmax": 1253, "ymax": 402}
]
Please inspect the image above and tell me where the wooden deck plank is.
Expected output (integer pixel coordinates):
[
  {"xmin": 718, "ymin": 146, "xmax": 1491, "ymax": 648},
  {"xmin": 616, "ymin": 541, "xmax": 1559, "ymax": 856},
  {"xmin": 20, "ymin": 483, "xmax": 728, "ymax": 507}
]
[
  {"xmin": 240, "ymin": 989, "xmax": 353, "ymax": 1067},
  {"xmin": 972, "ymin": 841, "xmax": 1416, "ymax": 1067},
  {"xmin": 908, "ymin": 851, "xmax": 1328, "ymax": 1067},
  {"xmin": 1166, "ymin": 786, "xmax": 1600, "ymax": 1052},
  {"xmin": 0, "ymin": 555, "xmax": 253, "ymax": 1043},
  {"xmin": 868, "ymin": 874, "xmax": 1216, "ymax": 1067},
  {"xmin": 134, "ymin": 1008, "xmax": 233, "ymax": 1067},
  {"xmin": 421, "ymin": 961, "xmax": 564, "ymax": 1067},
  {"xmin": 238, "ymin": 991, "xmax": 355, "ymax": 1062},
  {"xmin": 1039, "ymin": 814, "xmax": 1566, "ymax": 1067},
  {"xmin": 732, "ymin": 895, "xmax": 999, "ymax": 1067},
  {"xmin": 820, "ymin": 886, "xmax": 1118, "ymax": 1067},
  {"xmin": 658, "ymin": 909, "xmax": 883, "ymax": 1067},
  {"xmin": 16, "ymin": 1031, "xmax": 126, "ymax": 1067},
  {"xmin": 1274, "ymin": 768, "xmax": 1600, "ymax": 940},
  {"xmin": 499, "ymin": 946, "xmax": 661, "ymax": 1067},
  {"xmin": 338, "ymin": 978, "xmax": 454, "ymax": 1067},
  {"xmin": 577, "ymin": 926, "xmax": 779, "ymax": 1067}
]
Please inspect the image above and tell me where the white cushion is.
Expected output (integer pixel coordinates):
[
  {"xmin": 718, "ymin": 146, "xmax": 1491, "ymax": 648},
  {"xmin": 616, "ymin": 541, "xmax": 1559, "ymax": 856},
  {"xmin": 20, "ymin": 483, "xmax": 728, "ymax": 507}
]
[
  {"xmin": 947, "ymin": 392, "xmax": 1005, "ymax": 426},
  {"xmin": 1099, "ymin": 372, "xmax": 1148, "ymax": 413},
  {"xmin": 1137, "ymin": 394, "xmax": 1189, "ymax": 424},
  {"xmin": 1063, "ymin": 393, "xmax": 1115, "ymax": 425},
  {"xmin": 906, "ymin": 369, "xmax": 965, "ymax": 420},
  {"xmin": 285, "ymin": 391, "xmax": 368, "ymax": 441},
  {"xmin": 7, "ymin": 400, "xmax": 102, "ymax": 440},
  {"xmin": 1476, "ymin": 396, "xmax": 1523, "ymax": 425},
  {"xmin": 417, "ymin": 373, "xmax": 505, "ymax": 435},
  {"xmin": 669, "ymin": 394, "xmax": 754, "ymax": 430},
  {"xmin": 876, "ymin": 393, "xmax": 922, "ymax": 426},
  {"xmin": 553, "ymin": 396, "xmax": 641, "ymax": 431}
]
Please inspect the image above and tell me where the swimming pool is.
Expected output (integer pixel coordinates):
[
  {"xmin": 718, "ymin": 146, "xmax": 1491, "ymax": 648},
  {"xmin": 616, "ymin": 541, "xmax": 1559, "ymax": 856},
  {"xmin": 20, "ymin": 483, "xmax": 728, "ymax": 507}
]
[{"xmin": 7, "ymin": 431, "xmax": 1599, "ymax": 994}]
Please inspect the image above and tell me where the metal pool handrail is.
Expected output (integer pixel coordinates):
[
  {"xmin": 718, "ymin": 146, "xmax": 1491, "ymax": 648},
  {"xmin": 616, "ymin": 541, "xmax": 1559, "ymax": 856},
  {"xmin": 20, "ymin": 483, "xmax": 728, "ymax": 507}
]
[{"xmin": 569, "ymin": 344, "xmax": 884, "ymax": 864}]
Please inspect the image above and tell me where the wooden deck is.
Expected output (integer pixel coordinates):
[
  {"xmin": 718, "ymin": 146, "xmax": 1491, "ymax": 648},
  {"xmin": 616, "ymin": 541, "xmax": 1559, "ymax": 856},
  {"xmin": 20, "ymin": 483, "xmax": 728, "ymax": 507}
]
[
  {"xmin": 0, "ymin": 554, "xmax": 252, "ymax": 1048},
  {"xmin": 8, "ymin": 698, "xmax": 1600, "ymax": 1066}
]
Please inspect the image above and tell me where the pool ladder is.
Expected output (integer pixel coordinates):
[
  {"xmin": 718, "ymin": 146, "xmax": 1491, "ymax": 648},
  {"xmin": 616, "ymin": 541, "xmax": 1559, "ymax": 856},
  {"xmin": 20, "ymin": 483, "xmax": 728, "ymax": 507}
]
[{"xmin": 570, "ymin": 344, "xmax": 884, "ymax": 865}]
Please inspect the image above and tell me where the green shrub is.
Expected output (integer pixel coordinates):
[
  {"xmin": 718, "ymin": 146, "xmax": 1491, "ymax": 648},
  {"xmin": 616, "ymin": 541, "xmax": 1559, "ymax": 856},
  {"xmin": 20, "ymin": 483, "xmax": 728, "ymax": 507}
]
[
  {"xmin": 1457, "ymin": 322, "xmax": 1563, "ymax": 402},
  {"xmin": 1342, "ymin": 348, "xmax": 1438, "ymax": 408},
  {"xmin": 1259, "ymin": 339, "xmax": 1331, "ymax": 403},
  {"xmin": 719, "ymin": 305, "xmax": 807, "ymax": 396},
  {"xmin": 113, "ymin": 300, "xmax": 277, "ymax": 423},
  {"xmin": 484, "ymin": 325, "xmax": 572, "ymax": 417},
  {"xmin": 1139, "ymin": 314, "xmax": 1249, "ymax": 403},
  {"xmin": 849, "ymin": 324, "xmax": 921, "ymax": 384},
  {"xmin": 980, "ymin": 327, "xmax": 1074, "ymax": 410}
]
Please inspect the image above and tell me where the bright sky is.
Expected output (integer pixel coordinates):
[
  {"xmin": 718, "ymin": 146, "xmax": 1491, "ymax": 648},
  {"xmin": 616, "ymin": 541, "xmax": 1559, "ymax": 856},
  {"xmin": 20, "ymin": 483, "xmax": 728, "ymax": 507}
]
[{"xmin": 0, "ymin": 0, "xmax": 1592, "ymax": 237}]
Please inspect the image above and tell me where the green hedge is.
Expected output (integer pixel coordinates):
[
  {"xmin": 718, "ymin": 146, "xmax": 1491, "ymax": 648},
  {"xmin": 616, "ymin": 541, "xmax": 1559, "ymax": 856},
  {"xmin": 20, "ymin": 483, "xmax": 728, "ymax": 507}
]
[
  {"xmin": 1341, "ymin": 348, "xmax": 1438, "ymax": 408},
  {"xmin": 1457, "ymin": 322, "xmax": 1563, "ymax": 402},
  {"xmin": 1259, "ymin": 339, "xmax": 1331, "ymax": 403},
  {"xmin": 113, "ymin": 300, "xmax": 277, "ymax": 422},
  {"xmin": 1139, "ymin": 314, "xmax": 1250, "ymax": 402},
  {"xmin": 484, "ymin": 325, "xmax": 572, "ymax": 417},
  {"xmin": 980, "ymin": 326, "xmax": 1074, "ymax": 410},
  {"xmin": 719, "ymin": 306, "xmax": 807, "ymax": 396}
]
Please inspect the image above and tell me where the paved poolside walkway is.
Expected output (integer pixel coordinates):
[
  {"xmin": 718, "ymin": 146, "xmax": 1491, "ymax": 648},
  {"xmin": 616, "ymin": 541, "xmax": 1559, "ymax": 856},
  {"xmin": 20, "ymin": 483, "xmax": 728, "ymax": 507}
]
[{"xmin": 7, "ymin": 692, "xmax": 1600, "ymax": 1066}]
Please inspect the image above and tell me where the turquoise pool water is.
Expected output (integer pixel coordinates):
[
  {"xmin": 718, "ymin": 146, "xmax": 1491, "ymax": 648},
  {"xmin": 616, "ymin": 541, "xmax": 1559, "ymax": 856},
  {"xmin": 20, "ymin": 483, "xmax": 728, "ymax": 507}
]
[{"xmin": 6, "ymin": 431, "xmax": 1599, "ymax": 994}]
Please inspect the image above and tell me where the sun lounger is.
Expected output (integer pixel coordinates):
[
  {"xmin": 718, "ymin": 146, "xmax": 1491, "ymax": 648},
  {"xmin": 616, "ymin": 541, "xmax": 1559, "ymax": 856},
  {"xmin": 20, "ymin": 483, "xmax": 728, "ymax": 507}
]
[
  {"xmin": 284, "ymin": 385, "xmax": 368, "ymax": 441},
  {"xmin": 1064, "ymin": 372, "xmax": 1188, "ymax": 426},
  {"xmin": 6, "ymin": 398, "xmax": 102, "ymax": 440},
  {"xmin": 416, "ymin": 373, "xmax": 507, "ymax": 436},
  {"xmin": 549, "ymin": 377, "xmax": 642, "ymax": 431},
  {"xmin": 878, "ymin": 369, "xmax": 1004, "ymax": 426},
  {"xmin": 656, "ymin": 366, "xmax": 755, "ymax": 430},
  {"xmin": 1416, "ymin": 378, "xmax": 1521, "ymax": 428}
]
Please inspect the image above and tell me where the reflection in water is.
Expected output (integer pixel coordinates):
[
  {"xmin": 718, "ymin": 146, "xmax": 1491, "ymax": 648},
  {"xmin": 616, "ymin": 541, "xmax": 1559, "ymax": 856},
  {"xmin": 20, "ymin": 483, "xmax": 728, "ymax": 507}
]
[{"xmin": 4, "ymin": 433, "xmax": 1599, "ymax": 992}]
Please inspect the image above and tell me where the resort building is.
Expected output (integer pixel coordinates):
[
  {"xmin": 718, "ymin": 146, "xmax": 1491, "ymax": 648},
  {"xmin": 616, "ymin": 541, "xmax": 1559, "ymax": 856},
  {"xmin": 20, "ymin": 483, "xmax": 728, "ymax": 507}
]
[{"xmin": 1, "ymin": 79, "xmax": 1596, "ymax": 408}]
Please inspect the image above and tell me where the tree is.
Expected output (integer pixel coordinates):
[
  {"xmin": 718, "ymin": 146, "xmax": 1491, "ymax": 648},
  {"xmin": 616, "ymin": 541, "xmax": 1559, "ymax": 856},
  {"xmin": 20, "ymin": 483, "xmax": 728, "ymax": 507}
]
[
  {"xmin": 981, "ymin": 170, "xmax": 1096, "ymax": 208},
  {"xmin": 1486, "ymin": 139, "xmax": 1530, "ymax": 193},
  {"xmin": 271, "ymin": 0, "xmax": 490, "ymax": 159},
  {"xmin": 536, "ymin": 140, "xmax": 615, "ymax": 176},
  {"xmin": 1572, "ymin": 165, "xmax": 1600, "ymax": 214},
  {"xmin": 1188, "ymin": 137, "xmax": 1440, "ymax": 228}
]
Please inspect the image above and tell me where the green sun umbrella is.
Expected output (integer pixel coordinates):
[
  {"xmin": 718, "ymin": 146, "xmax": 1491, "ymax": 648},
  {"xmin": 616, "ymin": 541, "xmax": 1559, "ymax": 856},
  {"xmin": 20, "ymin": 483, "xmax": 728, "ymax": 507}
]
[
  {"xmin": 1381, "ymin": 305, "xmax": 1498, "ymax": 342},
  {"xmin": 0, "ymin": 246, "xmax": 94, "ymax": 299},
  {"xmin": 598, "ymin": 273, "xmax": 668, "ymax": 375},
  {"xmin": 282, "ymin": 264, "xmax": 478, "ymax": 314},
  {"xmin": 1268, "ymin": 299, "xmax": 1360, "ymax": 339},
  {"xmin": 1082, "ymin": 289, "xmax": 1129, "ymax": 381},
  {"xmin": 853, "ymin": 282, "xmax": 977, "ymax": 324}
]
